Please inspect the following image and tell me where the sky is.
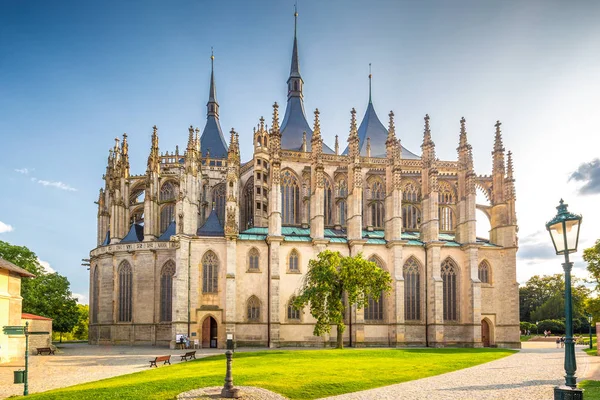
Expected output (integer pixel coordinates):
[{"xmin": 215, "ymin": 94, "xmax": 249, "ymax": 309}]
[{"xmin": 1, "ymin": 0, "xmax": 600, "ymax": 304}]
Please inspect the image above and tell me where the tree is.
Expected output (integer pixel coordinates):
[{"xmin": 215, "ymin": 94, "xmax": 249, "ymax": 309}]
[
  {"xmin": 0, "ymin": 240, "xmax": 80, "ymax": 341},
  {"xmin": 73, "ymin": 304, "xmax": 89, "ymax": 340},
  {"xmin": 584, "ymin": 239, "xmax": 600, "ymax": 292},
  {"xmin": 294, "ymin": 250, "xmax": 392, "ymax": 349}
]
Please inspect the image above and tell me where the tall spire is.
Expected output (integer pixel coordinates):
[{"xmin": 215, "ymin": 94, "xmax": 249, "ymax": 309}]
[
  {"xmin": 368, "ymin": 63, "xmax": 372, "ymax": 104},
  {"xmin": 207, "ymin": 48, "xmax": 218, "ymax": 117},
  {"xmin": 290, "ymin": 5, "xmax": 300, "ymax": 80},
  {"xmin": 200, "ymin": 49, "xmax": 228, "ymax": 158}
]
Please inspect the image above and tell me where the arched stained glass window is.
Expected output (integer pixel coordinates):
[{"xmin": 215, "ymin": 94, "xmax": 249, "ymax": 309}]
[
  {"xmin": 160, "ymin": 203, "xmax": 174, "ymax": 234},
  {"xmin": 324, "ymin": 178, "xmax": 333, "ymax": 226},
  {"xmin": 118, "ymin": 261, "xmax": 132, "ymax": 322},
  {"xmin": 212, "ymin": 183, "xmax": 226, "ymax": 225},
  {"xmin": 441, "ymin": 258, "xmax": 458, "ymax": 322},
  {"xmin": 438, "ymin": 181, "xmax": 456, "ymax": 204},
  {"xmin": 337, "ymin": 178, "xmax": 348, "ymax": 198},
  {"xmin": 402, "ymin": 181, "xmax": 421, "ymax": 230},
  {"xmin": 289, "ymin": 250, "xmax": 299, "ymax": 272},
  {"xmin": 403, "ymin": 257, "xmax": 421, "ymax": 321},
  {"xmin": 92, "ymin": 266, "xmax": 99, "ymax": 323},
  {"xmin": 282, "ymin": 171, "xmax": 300, "ymax": 225},
  {"xmin": 247, "ymin": 296, "xmax": 261, "ymax": 321},
  {"xmin": 243, "ymin": 177, "xmax": 254, "ymax": 229},
  {"xmin": 287, "ymin": 296, "xmax": 300, "ymax": 320},
  {"xmin": 160, "ymin": 182, "xmax": 176, "ymax": 202},
  {"xmin": 368, "ymin": 178, "xmax": 385, "ymax": 228},
  {"xmin": 160, "ymin": 261, "xmax": 175, "ymax": 322},
  {"xmin": 365, "ymin": 257, "xmax": 384, "ymax": 321},
  {"xmin": 478, "ymin": 260, "xmax": 490, "ymax": 284},
  {"xmin": 202, "ymin": 251, "xmax": 219, "ymax": 293},
  {"xmin": 248, "ymin": 248, "xmax": 259, "ymax": 271},
  {"xmin": 338, "ymin": 200, "xmax": 347, "ymax": 226}
]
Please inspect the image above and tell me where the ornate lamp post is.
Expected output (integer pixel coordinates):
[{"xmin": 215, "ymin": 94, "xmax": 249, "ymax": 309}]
[
  {"xmin": 588, "ymin": 314, "xmax": 593, "ymax": 351},
  {"xmin": 546, "ymin": 199, "xmax": 583, "ymax": 400}
]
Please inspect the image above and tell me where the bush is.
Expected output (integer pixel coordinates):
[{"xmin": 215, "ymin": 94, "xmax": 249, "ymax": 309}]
[
  {"xmin": 520, "ymin": 321, "xmax": 536, "ymax": 333},
  {"xmin": 538, "ymin": 319, "xmax": 565, "ymax": 334}
]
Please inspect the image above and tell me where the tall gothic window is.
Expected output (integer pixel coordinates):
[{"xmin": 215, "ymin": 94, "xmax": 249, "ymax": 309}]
[
  {"xmin": 248, "ymin": 248, "xmax": 259, "ymax": 271},
  {"xmin": 202, "ymin": 251, "xmax": 219, "ymax": 293},
  {"xmin": 403, "ymin": 257, "xmax": 421, "ymax": 321},
  {"xmin": 212, "ymin": 183, "xmax": 226, "ymax": 226},
  {"xmin": 478, "ymin": 260, "xmax": 490, "ymax": 284},
  {"xmin": 91, "ymin": 266, "xmax": 99, "ymax": 323},
  {"xmin": 287, "ymin": 296, "xmax": 300, "ymax": 320},
  {"xmin": 402, "ymin": 181, "xmax": 421, "ymax": 230},
  {"xmin": 337, "ymin": 178, "xmax": 348, "ymax": 198},
  {"xmin": 118, "ymin": 261, "xmax": 132, "ymax": 322},
  {"xmin": 438, "ymin": 181, "xmax": 456, "ymax": 232},
  {"xmin": 160, "ymin": 203, "xmax": 174, "ymax": 234},
  {"xmin": 247, "ymin": 296, "xmax": 261, "ymax": 321},
  {"xmin": 365, "ymin": 256, "xmax": 384, "ymax": 321},
  {"xmin": 338, "ymin": 200, "xmax": 347, "ymax": 226},
  {"xmin": 289, "ymin": 249, "xmax": 299, "ymax": 272},
  {"xmin": 243, "ymin": 177, "xmax": 254, "ymax": 229},
  {"xmin": 160, "ymin": 182, "xmax": 176, "ymax": 202},
  {"xmin": 282, "ymin": 171, "xmax": 300, "ymax": 225},
  {"xmin": 160, "ymin": 261, "xmax": 175, "ymax": 322},
  {"xmin": 324, "ymin": 178, "xmax": 333, "ymax": 226},
  {"xmin": 368, "ymin": 178, "xmax": 385, "ymax": 228},
  {"xmin": 441, "ymin": 258, "xmax": 458, "ymax": 322}
]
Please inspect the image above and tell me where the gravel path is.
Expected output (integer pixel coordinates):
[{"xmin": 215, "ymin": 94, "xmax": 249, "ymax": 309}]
[{"xmin": 321, "ymin": 342, "xmax": 595, "ymax": 400}]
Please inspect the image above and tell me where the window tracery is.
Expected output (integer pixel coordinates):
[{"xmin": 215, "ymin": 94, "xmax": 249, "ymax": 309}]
[
  {"xmin": 365, "ymin": 256, "xmax": 384, "ymax": 321},
  {"xmin": 202, "ymin": 251, "xmax": 219, "ymax": 293},
  {"xmin": 441, "ymin": 258, "xmax": 458, "ymax": 321},
  {"xmin": 247, "ymin": 295, "xmax": 261, "ymax": 321},
  {"xmin": 248, "ymin": 248, "xmax": 259, "ymax": 271},
  {"xmin": 478, "ymin": 260, "xmax": 490, "ymax": 284},
  {"xmin": 403, "ymin": 257, "xmax": 421, "ymax": 321},
  {"xmin": 160, "ymin": 261, "xmax": 175, "ymax": 322},
  {"xmin": 402, "ymin": 180, "xmax": 421, "ymax": 230},
  {"xmin": 287, "ymin": 296, "xmax": 300, "ymax": 320},
  {"xmin": 118, "ymin": 261, "xmax": 132, "ymax": 322},
  {"xmin": 289, "ymin": 249, "xmax": 299, "ymax": 272},
  {"xmin": 212, "ymin": 183, "xmax": 226, "ymax": 226},
  {"xmin": 281, "ymin": 170, "xmax": 300, "ymax": 225}
]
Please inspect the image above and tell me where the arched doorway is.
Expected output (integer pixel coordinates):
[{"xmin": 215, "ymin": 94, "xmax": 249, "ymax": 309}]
[
  {"xmin": 202, "ymin": 316, "xmax": 218, "ymax": 348},
  {"xmin": 481, "ymin": 319, "xmax": 491, "ymax": 347}
]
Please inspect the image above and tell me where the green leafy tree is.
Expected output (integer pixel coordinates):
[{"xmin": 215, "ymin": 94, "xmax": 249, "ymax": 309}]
[
  {"xmin": 294, "ymin": 250, "xmax": 392, "ymax": 349},
  {"xmin": 584, "ymin": 239, "xmax": 600, "ymax": 291},
  {"xmin": 0, "ymin": 240, "xmax": 80, "ymax": 341},
  {"xmin": 73, "ymin": 304, "xmax": 89, "ymax": 340}
]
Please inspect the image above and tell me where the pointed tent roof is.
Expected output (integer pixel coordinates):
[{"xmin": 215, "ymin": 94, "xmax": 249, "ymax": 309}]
[
  {"xmin": 121, "ymin": 223, "xmax": 144, "ymax": 243},
  {"xmin": 196, "ymin": 209, "xmax": 224, "ymax": 237},
  {"xmin": 200, "ymin": 52, "xmax": 228, "ymax": 159},
  {"xmin": 158, "ymin": 220, "xmax": 176, "ymax": 241},
  {"xmin": 101, "ymin": 230, "xmax": 110, "ymax": 246},
  {"xmin": 342, "ymin": 73, "xmax": 419, "ymax": 159}
]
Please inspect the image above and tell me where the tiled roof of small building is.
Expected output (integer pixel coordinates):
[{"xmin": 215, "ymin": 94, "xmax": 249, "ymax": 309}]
[
  {"xmin": 22, "ymin": 313, "xmax": 52, "ymax": 321},
  {"xmin": 0, "ymin": 257, "xmax": 35, "ymax": 278}
]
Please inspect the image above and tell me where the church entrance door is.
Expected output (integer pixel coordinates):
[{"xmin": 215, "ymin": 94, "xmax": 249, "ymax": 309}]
[
  {"xmin": 202, "ymin": 316, "xmax": 218, "ymax": 348},
  {"xmin": 481, "ymin": 319, "xmax": 490, "ymax": 347}
]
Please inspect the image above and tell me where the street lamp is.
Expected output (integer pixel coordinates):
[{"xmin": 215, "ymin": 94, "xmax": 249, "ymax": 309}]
[
  {"xmin": 588, "ymin": 314, "xmax": 593, "ymax": 351},
  {"xmin": 546, "ymin": 199, "xmax": 583, "ymax": 400}
]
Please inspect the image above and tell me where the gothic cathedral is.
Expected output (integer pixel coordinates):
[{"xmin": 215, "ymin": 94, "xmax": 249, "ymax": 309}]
[{"xmin": 89, "ymin": 12, "xmax": 520, "ymax": 349}]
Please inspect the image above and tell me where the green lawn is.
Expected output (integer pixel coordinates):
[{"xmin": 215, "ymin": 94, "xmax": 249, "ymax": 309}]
[
  {"xmin": 580, "ymin": 380, "xmax": 600, "ymax": 397},
  {"xmin": 520, "ymin": 335, "xmax": 532, "ymax": 342},
  {"xmin": 18, "ymin": 348, "xmax": 516, "ymax": 400}
]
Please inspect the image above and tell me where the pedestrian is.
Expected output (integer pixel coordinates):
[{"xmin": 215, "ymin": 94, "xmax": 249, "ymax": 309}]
[
  {"xmin": 561, "ymin": 336, "xmax": 565, "ymax": 348},
  {"xmin": 556, "ymin": 337, "xmax": 560, "ymax": 348},
  {"xmin": 544, "ymin": 330, "xmax": 548, "ymax": 338}
]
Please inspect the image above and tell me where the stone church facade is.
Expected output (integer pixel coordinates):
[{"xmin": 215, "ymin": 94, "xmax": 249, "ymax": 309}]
[{"xmin": 88, "ymin": 13, "xmax": 520, "ymax": 349}]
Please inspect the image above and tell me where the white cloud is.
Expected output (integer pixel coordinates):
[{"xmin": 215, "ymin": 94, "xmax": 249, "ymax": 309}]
[
  {"xmin": 33, "ymin": 179, "xmax": 77, "ymax": 192},
  {"xmin": 73, "ymin": 293, "xmax": 88, "ymax": 305},
  {"xmin": 14, "ymin": 168, "xmax": 30, "ymax": 174},
  {"xmin": 0, "ymin": 220, "xmax": 14, "ymax": 233},
  {"xmin": 37, "ymin": 258, "xmax": 55, "ymax": 273}
]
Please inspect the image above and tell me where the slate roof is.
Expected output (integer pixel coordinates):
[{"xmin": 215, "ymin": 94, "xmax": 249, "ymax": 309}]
[
  {"xmin": 158, "ymin": 220, "xmax": 176, "ymax": 241},
  {"xmin": 201, "ymin": 115, "xmax": 228, "ymax": 159},
  {"xmin": 121, "ymin": 223, "xmax": 144, "ymax": 243},
  {"xmin": 0, "ymin": 257, "xmax": 35, "ymax": 277},
  {"xmin": 197, "ymin": 209, "xmax": 224, "ymax": 237},
  {"xmin": 22, "ymin": 313, "xmax": 52, "ymax": 321},
  {"xmin": 342, "ymin": 102, "xmax": 420, "ymax": 159},
  {"xmin": 101, "ymin": 230, "xmax": 110, "ymax": 246}
]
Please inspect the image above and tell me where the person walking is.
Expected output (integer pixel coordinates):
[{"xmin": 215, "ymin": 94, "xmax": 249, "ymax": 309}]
[
  {"xmin": 556, "ymin": 337, "xmax": 560, "ymax": 348},
  {"xmin": 544, "ymin": 330, "xmax": 548, "ymax": 338}
]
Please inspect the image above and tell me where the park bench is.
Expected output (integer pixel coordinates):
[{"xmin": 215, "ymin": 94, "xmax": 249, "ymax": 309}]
[
  {"xmin": 180, "ymin": 351, "xmax": 196, "ymax": 361},
  {"xmin": 149, "ymin": 355, "xmax": 171, "ymax": 367},
  {"xmin": 36, "ymin": 347, "xmax": 55, "ymax": 355}
]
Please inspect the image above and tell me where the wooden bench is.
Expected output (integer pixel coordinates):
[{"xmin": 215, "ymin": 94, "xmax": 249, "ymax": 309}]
[
  {"xmin": 180, "ymin": 351, "xmax": 196, "ymax": 361},
  {"xmin": 36, "ymin": 347, "xmax": 55, "ymax": 355},
  {"xmin": 149, "ymin": 355, "xmax": 171, "ymax": 368}
]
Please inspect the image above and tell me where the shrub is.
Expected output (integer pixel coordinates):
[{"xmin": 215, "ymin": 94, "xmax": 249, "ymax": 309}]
[
  {"xmin": 538, "ymin": 319, "xmax": 565, "ymax": 334},
  {"xmin": 520, "ymin": 321, "xmax": 536, "ymax": 333}
]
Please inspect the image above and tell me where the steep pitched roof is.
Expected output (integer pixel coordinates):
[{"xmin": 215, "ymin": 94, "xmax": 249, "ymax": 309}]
[
  {"xmin": 121, "ymin": 223, "xmax": 144, "ymax": 243},
  {"xmin": 196, "ymin": 209, "xmax": 224, "ymax": 237},
  {"xmin": 158, "ymin": 220, "xmax": 176, "ymax": 241},
  {"xmin": 22, "ymin": 313, "xmax": 52, "ymax": 321},
  {"xmin": 200, "ymin": 55, "xmax": 228, "ymax": 159},
  {"xmin": 0, "ymin": 257, "xmax": 35, "ymax": 278}
]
